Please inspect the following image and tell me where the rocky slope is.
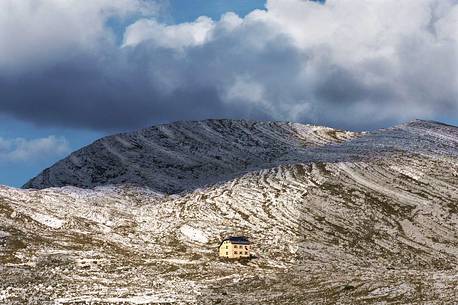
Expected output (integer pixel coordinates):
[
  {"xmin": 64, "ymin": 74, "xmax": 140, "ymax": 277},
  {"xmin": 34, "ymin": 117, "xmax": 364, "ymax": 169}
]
[
  {"xmin": 1, "ymin": 119, "xmax": 457, "ymax": 304},
  {"xmin": 23, "ymin": 120, "xmax": 457, "ymax": 194},
  {"xmin": 23, "ymin": 119, "xmax": 359, "ymax": 192}
]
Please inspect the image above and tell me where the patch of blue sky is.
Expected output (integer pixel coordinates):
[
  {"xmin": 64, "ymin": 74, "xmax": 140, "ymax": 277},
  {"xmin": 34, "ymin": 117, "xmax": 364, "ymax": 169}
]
[{"xmin": 0, "ymin": 116, "xmax": 104, "ymax": 187}]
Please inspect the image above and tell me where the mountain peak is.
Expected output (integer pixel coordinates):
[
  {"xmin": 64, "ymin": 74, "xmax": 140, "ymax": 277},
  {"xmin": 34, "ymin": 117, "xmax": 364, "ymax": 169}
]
[
  {"xmin": 23, "ymin": 120, "xmax": 357, "ymax": 192},
  {"xmin": 397, "ymin": 118, "xmax": 457, "ymax": 129},
  {"xmin": 23, "ymin": 119, "xmax": 457, "ymax": 192}
]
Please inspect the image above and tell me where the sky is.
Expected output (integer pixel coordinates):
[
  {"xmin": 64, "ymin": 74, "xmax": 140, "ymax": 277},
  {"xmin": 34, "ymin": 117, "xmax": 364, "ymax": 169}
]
[{"xmin": 0, "ymin": 0, "xmax": 457, "ymax": 187}]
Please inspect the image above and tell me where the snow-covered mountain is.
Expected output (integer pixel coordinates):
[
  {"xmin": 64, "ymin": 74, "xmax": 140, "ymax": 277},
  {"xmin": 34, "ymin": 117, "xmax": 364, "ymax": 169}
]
[
  {"xmin": 23, "ymin": 119, "xmax": 456, "ymax": 193},
  {"xmin": 2, "ymin": 119, "xmax": 458, "ymax": 304},
  {"xmin": 23, "ymin": 119, "xmax": 358, "ymax": 192}
]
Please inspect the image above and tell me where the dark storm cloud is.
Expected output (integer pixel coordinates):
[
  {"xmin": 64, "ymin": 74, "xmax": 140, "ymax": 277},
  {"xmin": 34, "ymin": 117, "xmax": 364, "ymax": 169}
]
[
  {"xmin": 0, "ymin": 52, "xmax": 229, "ymax": 130},
  {"xmin": 0, "ymin": 0, "xmax": 456, "ymax": 131}
]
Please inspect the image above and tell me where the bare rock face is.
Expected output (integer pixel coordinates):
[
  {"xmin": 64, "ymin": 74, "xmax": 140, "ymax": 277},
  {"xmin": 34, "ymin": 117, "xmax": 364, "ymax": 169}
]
[{"xmin": 2, "ymin": 119, "xmax": 457, "ymax": 304}]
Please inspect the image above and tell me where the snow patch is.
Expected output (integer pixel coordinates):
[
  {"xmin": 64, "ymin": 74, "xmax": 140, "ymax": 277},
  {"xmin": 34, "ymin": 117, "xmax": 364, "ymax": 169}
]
[
  {"xmin": 0, "ymin": 230, "xmax": 10, "ymax": 238},
  {"xmin": 180, "ymin": 225, "xmax": 208, "ymax": 243},
  {"xmin": 55, "ymin": 294, "xmax": 177, "ymax": 305},
  {"xmin": 29, "ymin": 213, "xmax": 64, "ymax": 229},
  {"xmin": 390, "ymin": 165, "xmax": 424, "ymax": 180}
]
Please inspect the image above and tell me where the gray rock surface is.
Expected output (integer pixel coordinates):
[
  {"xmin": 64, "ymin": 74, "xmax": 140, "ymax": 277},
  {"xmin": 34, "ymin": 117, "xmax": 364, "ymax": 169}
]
[{"xmin": 23, "ymin": 119, "xmax": 457, "ymax": 193}]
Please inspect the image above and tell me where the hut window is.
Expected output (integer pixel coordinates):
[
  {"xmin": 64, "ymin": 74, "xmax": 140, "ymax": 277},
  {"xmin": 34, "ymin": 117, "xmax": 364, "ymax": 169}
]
[{"xmin": 234, "ymin": 251, "xmax": 237, "ymax": 254}]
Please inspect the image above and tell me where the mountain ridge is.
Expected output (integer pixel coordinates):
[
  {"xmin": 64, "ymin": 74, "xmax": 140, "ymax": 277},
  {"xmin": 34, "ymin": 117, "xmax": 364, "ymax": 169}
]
[
  {"xmin": 22, "ymin": 119, "xmax": 359, "ymax": 192},
  {"xmin": 23, "ymin": 119, "xmax": 457, "ymax": 193}
]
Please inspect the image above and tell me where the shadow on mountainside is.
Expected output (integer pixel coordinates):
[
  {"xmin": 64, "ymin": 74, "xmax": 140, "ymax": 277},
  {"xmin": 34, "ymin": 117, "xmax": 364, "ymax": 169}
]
[{"xmin": 22, "ymin": 119, "xmax": 458, "ymax": 194}]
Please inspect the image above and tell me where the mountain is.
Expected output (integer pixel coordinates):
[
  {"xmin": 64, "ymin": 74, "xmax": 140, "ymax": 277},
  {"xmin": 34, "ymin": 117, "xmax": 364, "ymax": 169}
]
[
  {"xmin": 23, "ymin": 119, "xmax": 457, "ymax": 193},
  {"xmin": 23, "ymin": 119, "xmax": 358, "ymax": 192},
  {"xmin": 1, "ymin": 119, "xmax": 458, "ymax": 304}
]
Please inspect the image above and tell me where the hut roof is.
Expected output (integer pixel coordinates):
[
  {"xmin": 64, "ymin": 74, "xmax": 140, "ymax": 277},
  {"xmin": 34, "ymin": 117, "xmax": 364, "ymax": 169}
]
[{"xmin": 221, "ymin": 236, "xmax": 251, "ymax": 246}]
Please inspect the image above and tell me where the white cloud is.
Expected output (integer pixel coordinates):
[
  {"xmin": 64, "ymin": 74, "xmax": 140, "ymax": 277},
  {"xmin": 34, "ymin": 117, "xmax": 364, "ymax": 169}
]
[
  {"xmin": 0, "ymin": 0, "xmax": 158, "ymax": 73},
  {"xmin": 123, "ymin": 16, "xmax": 215, "ymax": 49},
  {"xmin": 224, "ymin": 76, "xmax": 266, "ymax": 105},
  {"xmin": 0, "ymin": 0, "xmax": 456, "ymax": 130},
  {"xmin": 0, "ymin": 136, "xmax": 70, "ymax": 163},
  {"xmin": 118, "ymin": 0, "xmax": 458, "ymax": 127}
]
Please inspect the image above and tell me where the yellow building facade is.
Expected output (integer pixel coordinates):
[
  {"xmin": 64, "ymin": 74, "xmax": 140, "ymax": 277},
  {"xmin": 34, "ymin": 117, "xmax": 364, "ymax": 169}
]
[{"xmin": 219, "ymin": 236, "xmax": 251, "ymax": 259}]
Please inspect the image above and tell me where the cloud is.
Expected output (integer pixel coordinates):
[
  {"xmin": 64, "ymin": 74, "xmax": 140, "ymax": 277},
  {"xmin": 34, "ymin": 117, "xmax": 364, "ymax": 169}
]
[
  {"xmin": 0, "ymin": 0, "xmax": 158, "ymax": 73},
  {"xmin": 0, "ymin": 136, "xmax": 70, "ymax": 163},
  {"xmin": 123, "ymin": 16, "xmax": 215, "ymax": 49},
  {"xmin": 0, "ymin": 0, "xmax": 456, "ymax": 131}
]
